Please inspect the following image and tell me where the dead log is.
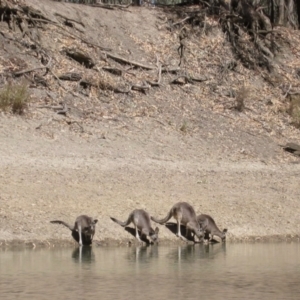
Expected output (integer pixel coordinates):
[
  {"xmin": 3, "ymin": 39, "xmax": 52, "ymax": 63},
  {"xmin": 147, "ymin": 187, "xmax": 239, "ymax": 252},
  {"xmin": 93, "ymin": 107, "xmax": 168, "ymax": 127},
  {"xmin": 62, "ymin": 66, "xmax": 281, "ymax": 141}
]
[
  {"xmin": 58, "ymin": 72, "xmax": 82, "ymax": 81},
  {"xmin": 171, "ymin": 75, "xmax": 208, "ymax": 85},
  {"xmin": 64, "ymin": 49, "xmax": 95, "ymax": 69}
]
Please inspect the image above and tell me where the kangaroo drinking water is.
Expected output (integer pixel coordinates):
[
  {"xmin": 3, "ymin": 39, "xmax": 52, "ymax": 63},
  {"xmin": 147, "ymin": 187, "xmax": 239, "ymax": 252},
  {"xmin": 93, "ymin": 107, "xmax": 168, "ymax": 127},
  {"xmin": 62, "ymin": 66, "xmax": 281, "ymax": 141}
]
[
  {"xmin": 50, "ymin": 215, "xmax": 98, "ymax": 246},
  {"xmin": 197, "ymin": 214, "xmax": 227, "ymax": 242},
  {"xmin": 110, "ymin": 209, "xmax": 159, "ymax": 244},
  {"xmin": 151, "ymin": 202, "xmax": 204, "ymax": 242}
]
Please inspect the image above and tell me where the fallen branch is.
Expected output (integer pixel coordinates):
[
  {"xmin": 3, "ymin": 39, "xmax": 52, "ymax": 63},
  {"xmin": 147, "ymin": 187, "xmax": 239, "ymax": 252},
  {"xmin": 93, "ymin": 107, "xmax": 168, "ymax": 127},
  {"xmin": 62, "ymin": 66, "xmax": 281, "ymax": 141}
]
[
  {"xmin": 131, "ymin": 83, "xmax": 151, "ymax": 93},
  {"xmin": 172, "ymin": 16, "xmax": 192, "ymax": 27},
  {"xmin": 54, "ymin": 12, "xmax": 85, "ymax": 28},
  {"xmin": 36, "ymin": 101, "xmax": 67, "ymax": 115},
  {"xmin": 91, "ymin": 3, "xmax": 131, "ymax": 10},
  {"xmin": 102, "ymin": 66, "xmax": 123, "ymax": 76},
  {"xmin": 162, "ymin": 66, "xmax": 180, "ymax": 73},
  {"xmin": 58, "ymin": 72, "xmax": 82, "ymax": 81},
  {"xmin": 13, "ymin": 58, "xmax": 52, "ymax": 77},
  {"xmin": 171, "ymin": 75, "xmax": 208, "ymax": 85},
  {"xmin": 103, "ymin": 52, "xmax": 155, "ymax": 70}
]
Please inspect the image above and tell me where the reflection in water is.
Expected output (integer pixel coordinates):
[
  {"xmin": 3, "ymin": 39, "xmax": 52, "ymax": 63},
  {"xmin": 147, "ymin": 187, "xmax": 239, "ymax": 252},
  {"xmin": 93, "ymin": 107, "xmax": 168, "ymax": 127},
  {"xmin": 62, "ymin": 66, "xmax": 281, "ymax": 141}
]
[
  {"xmin": 126, "ymin": 244, "xmax": 159, "ymax": 264},
  {"xmin": 72, "ymin": 246, "xmax": 95, "ymax": 264},
  {"xmin": 168, "ymin": 243, "xmax": 226, "ymax": 264},
  {"xmin": 0, "ymin": 243, "xmax": 299, "ymax": 299}
]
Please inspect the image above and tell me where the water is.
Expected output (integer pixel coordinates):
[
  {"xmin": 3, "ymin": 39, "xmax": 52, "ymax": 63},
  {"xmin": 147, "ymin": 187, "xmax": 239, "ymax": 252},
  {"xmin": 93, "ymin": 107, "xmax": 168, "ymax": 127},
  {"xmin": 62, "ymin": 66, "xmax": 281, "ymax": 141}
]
[{"xmin": 0, "ymin": 243, "xmax": 299, "ymax": 299}]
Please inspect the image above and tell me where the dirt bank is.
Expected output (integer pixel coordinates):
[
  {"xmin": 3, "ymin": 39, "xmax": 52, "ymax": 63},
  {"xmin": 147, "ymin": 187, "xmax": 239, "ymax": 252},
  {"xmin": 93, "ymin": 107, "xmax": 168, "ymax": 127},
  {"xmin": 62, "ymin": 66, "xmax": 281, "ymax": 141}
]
[{"xmin": 0, "ymin": 113, "xmax": 299, "ymax": 248}]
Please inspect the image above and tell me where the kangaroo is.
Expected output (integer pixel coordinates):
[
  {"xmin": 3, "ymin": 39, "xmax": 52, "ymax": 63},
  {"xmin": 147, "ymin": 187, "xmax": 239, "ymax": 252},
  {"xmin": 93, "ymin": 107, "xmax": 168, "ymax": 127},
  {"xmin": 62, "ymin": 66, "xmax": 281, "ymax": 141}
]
[
  {"xmin": 50, "ymin": 215, "xmax": 98, "ymax": 246},
  {"xmin": 151, "ymin": 202, "xmax": 204, "ymax": 242},
  {"xmin": 110, "ymin": 209, "xmax": 159, "ymax": 244},
  {"xmin": 197, "ymin": 214, "xmax": 227, "ymax": 242}
]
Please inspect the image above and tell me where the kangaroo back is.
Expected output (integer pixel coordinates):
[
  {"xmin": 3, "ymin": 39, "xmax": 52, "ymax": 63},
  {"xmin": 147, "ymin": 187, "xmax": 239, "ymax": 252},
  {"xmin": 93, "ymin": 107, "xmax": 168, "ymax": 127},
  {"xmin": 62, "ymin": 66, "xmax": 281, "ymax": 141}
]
[
  {"xmin": 174, "ymin": 202, "xmax": 198, "ymax": 224},
  {"xmin": 197, "ymin": 214, "xmax": 219, "ymax": 231},
  {"xmin": 133, "ymin": 210, "xmax": 151, "ymax": 229},
  {"xmin": 74, "ymin": 215, "xmax": 98, "ymax": 232}
]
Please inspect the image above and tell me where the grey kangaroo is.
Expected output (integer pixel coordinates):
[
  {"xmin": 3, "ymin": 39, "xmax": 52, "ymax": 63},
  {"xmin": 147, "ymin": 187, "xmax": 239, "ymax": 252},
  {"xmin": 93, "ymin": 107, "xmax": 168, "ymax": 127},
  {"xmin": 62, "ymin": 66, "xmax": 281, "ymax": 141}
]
[
  {"xmin": 197, "ymin": 214, "xmax": 227, "ymax": 242},
  {"xmin": 110, "ymin": 209, "xmax": 159, "ymax": 244},
  {"xmin": 50, "ymin": 215, "xmax": 98, "ymax": 246},
  {"xmin": 151, "ymin": 202, "xmax": 204, "ymax": 242}
]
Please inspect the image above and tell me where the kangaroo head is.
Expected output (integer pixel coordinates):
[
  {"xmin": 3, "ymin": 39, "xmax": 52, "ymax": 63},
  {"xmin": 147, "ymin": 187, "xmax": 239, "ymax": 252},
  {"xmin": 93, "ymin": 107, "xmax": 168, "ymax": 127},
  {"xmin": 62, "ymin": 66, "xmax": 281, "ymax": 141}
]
[
  {"xmin": 149, "ymin": 227, "xmax": 159, "ymax": 243},
  {"xmin": 221, "ymin": 228, "xmax": 228, "ymax": 242},
  {"xmin": 85, "ymin": 218, "xmax": 98, "ymax": 233},
  {"xmin": 91, "ymin": 218, "xmax": 98, "ymax": 230},
  {"xmin": 189, "ymin": 222, "xmax": 204, "ymax": 239}
]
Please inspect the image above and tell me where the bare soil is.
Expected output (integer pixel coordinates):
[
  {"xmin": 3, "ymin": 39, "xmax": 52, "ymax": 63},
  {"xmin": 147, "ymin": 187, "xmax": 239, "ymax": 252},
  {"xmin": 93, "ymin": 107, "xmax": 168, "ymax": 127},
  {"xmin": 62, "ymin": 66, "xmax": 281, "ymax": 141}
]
[{"xmin": 0, "ymin": 1, "xmax": 300, "ymax": 248}]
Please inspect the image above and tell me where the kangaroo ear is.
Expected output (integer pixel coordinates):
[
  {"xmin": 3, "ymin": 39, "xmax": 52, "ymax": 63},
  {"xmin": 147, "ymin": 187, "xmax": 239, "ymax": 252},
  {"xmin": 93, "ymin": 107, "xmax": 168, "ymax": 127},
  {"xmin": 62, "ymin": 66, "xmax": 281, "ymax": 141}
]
[
  {"xmin": 223, "ymin": 228, "xmax": 228, "ymax": 233},
  {"xmin": 94, "ymin": 219, "xmax": 98, "ymax": 224},
  {"xmin": 155, "ymin": 227, "xmax": 159, "ymax": 234}
]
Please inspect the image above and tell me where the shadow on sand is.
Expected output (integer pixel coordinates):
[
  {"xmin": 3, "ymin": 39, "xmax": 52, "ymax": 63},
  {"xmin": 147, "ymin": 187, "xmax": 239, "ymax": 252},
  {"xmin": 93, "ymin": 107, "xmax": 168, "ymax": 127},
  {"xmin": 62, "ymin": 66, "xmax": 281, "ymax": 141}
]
[{"xmin": 164, "ymin": 222, "xmax": 195, "ymax": 242}]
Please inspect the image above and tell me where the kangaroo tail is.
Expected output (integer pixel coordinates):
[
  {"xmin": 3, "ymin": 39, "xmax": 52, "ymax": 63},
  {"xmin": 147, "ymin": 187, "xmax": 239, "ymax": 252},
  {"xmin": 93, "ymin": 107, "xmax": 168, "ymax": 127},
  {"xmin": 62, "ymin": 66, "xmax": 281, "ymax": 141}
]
[
  {"xmin": 110, "ymin": 213, "xmax": 132, "ymax": 227},
  {"xmin": 151, "ymin": 210, "xmax": 172, "ymax": 225},
  {"xmin": 50, "ymin": 220, "xmax": 73, "ymax": 231}
]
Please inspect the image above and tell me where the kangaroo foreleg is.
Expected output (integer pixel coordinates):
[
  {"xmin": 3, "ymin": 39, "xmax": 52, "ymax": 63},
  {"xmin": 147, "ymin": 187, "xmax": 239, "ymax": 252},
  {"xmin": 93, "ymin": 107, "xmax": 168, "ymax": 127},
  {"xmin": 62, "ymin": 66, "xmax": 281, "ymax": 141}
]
[{"xmin": 135, "ymin": 225, "xmax": 142, "ymax": 243}]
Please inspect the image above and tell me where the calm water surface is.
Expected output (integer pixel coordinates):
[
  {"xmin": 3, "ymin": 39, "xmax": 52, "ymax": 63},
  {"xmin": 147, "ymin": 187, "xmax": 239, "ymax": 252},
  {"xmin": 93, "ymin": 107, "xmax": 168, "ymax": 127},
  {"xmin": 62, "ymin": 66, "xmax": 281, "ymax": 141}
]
[{"xmin": 0, "ymin": 243, "xmax": 299, "ymax": 299}]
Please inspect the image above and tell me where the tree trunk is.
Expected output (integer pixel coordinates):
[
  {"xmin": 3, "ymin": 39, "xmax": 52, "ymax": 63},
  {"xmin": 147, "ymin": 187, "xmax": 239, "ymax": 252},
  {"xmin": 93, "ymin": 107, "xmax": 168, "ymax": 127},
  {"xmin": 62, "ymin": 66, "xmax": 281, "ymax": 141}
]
[
  {"xmin": 295, "ymin": 0, "xmax": 300, "ymax": 28},
  {"xmin": 270, "ymin": 0, "xmax": 275, "ymax": 24},
  {"xmin": 285, "ymin": 0, "xmax": 299, "ymax": 28},
  {"xmin": 278, "ymin": 0, "xmax": 285, "ymax": 25}
]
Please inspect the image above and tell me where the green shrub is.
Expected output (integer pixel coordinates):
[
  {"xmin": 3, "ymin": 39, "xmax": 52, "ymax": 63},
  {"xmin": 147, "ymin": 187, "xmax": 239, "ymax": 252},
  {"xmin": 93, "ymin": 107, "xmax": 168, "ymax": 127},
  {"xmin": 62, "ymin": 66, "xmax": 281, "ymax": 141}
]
[{"xmin": 0, "ymin": 82, "xmax": 30, "ymax": 114}]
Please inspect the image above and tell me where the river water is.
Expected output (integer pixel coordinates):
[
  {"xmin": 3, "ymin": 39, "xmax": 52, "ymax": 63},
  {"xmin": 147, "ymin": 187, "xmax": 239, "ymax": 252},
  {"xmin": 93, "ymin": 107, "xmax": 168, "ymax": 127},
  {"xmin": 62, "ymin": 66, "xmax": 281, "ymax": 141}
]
[{"xmin": 0, "ymin": 243, "xmax": 299, "ymax": 299}]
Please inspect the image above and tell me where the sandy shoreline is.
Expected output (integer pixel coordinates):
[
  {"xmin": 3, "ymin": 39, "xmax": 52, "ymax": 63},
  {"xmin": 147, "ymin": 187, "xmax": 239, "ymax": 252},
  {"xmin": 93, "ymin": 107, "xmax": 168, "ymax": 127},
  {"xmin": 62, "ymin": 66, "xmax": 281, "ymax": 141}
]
[{"xmin": 1, "ymin": 234, "xmax": 300, "ymax": 250}]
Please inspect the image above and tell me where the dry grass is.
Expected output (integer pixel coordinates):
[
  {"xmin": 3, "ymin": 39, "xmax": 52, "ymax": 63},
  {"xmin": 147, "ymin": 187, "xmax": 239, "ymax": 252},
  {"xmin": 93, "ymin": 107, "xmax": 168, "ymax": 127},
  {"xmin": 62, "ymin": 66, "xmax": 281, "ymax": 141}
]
[
  {"xmin": 288, "ymin": 94, "xmax": 300, "ymax": 128},
  {"xmin": 234, "ymin": 86, "xmax": 249, "ymax": 112},
  {"xmin": 0, "ymin": 82, "xmax": 30, "ymax": 114}
]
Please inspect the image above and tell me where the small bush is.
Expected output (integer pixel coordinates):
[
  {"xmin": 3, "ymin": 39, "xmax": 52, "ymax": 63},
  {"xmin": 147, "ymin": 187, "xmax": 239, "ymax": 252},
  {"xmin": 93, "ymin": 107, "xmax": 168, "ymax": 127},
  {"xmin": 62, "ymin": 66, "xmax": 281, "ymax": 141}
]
[
  {"xmin": 0, "ymin": 82, "xmax": 30, "ymax": 114},
  {"xmin": 180, "ymin": 120, "xmax": 188, "ymax": 133}
]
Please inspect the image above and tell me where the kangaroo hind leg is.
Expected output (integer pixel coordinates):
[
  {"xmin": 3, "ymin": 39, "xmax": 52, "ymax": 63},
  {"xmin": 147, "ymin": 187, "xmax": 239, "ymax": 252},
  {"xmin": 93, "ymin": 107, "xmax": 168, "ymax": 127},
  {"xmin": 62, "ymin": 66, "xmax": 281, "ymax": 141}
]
[
  {"xmin": 176, "ymin": 212, "xmax": 187, "ymax": 242},
  {"xmin": 78, "ymin": 224, "xmax": 83, "ymax": 246}
]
